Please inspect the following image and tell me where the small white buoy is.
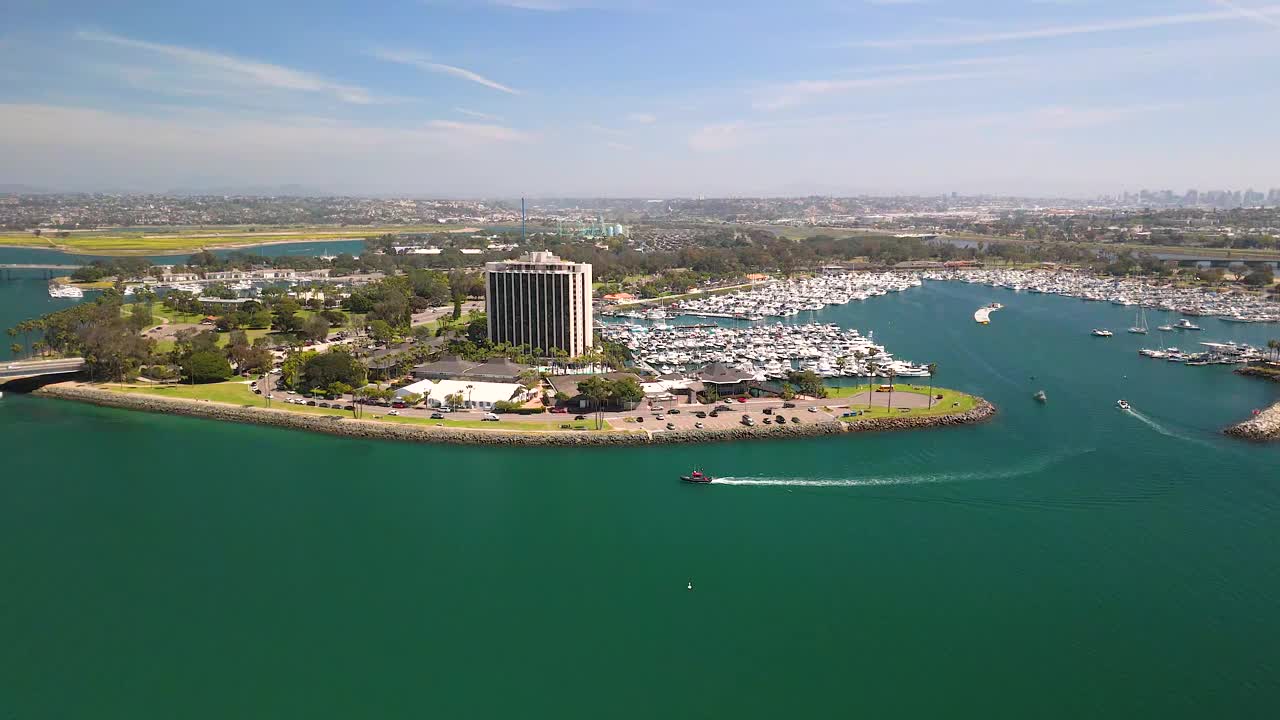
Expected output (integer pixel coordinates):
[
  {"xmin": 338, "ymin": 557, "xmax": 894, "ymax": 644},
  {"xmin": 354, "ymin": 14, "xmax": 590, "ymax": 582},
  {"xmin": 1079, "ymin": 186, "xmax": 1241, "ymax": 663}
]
[{"xmin": 687, "ymin": 581, "xmax": 693, "ymax": 591}]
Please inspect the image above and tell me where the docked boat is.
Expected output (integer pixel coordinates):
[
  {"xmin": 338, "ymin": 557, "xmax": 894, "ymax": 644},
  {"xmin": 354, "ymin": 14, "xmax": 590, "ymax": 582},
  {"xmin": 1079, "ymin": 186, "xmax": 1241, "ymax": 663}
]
[
  {"xmin": 1092, "ymin": 329, "xmax": 1113, "ymax": 337},
  {"xmin": 680, "ymin": 470, "xmax": 713, "ymax": 484},
  {"xmin": 1033, "ymin": 390, "xmax": 1047, "ymax": 403},
  {"xmin": 48, "ymin": 283, "xmax": 85, "ymax": 299},
  {"xmin": 1116, "ymin": 400, "xmax": 1131, "ymax": 411},
  {"xmin": 1128, "ymin": 308, "xmax": 1149, "ymax": 334}
]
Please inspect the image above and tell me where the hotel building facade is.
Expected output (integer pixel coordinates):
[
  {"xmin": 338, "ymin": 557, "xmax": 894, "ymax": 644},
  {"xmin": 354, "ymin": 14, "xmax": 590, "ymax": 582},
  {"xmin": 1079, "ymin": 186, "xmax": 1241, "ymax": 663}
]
[{"xmin": 485, "ymin": 252, "xmax": 594, "ymax": 358}]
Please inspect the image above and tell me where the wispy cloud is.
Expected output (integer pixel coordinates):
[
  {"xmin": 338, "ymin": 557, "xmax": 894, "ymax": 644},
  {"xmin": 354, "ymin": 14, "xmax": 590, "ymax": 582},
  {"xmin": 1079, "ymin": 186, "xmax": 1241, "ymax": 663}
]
[
  {"xmin": 585, "ymin": 123, "xmax": 628, "ymax": 136},
  {"xmin": 688, "ymin": 122, "xmax": 754, "ymax": 152},
  {"xmin": 427, "ymin": 119, "xmax": 531, "ymax": 142},
  {"xmin": 605, "ymin": 140, "xmax": 635, "ymax": 150},
  {"xmin": 455, "ymin": 107, "xmax": 503, "ymax": 121},
  {"xmin": 757, "ymin": 67, "xmax": 1012, "ymax": 110},
  {"xmin": 852, "ymin": 5, "xmax": 1280, "ymax": 47},
  {"xmin": 626, "ymin": 112, "xmax": 657, "ymax": 124},
  {"xmin": 1210, "ymin": 0, "xmax": 1280, "ymax": 29},
  {"xmin": 372, "ymin": 49, "xmax": 520, "ymax": 94},
  {"xmin": 79, "ymin": 30, "xmax": 378, "ymax": 104}
]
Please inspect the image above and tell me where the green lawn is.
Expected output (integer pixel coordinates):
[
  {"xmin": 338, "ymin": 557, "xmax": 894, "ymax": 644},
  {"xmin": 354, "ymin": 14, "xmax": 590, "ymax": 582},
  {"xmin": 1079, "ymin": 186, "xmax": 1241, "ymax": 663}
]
[
  {"xmin": 0, "ymin": 224, "xmax": 473, "ymax": 256},
  {"xmin": 830, "ymin": 385, "xmax": 979, "ymax": 421},
  {"xmin": 107, "ymin": 382, "xmax": 614, "ymax": 430}
]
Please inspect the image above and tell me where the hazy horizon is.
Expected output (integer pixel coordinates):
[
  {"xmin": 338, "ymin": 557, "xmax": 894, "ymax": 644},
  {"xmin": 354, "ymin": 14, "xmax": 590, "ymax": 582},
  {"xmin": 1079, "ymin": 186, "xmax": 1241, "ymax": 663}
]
[{"xmin": 4, "ymin": 1, "xmax": 1280, "ymax": 196}]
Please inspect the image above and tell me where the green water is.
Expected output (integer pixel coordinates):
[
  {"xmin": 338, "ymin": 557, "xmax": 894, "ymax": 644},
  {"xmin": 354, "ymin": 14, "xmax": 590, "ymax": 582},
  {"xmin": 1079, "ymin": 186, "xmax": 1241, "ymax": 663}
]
[{"xmin": 3, "ymin": 281, "xmax": 1279, "ymax": 718}]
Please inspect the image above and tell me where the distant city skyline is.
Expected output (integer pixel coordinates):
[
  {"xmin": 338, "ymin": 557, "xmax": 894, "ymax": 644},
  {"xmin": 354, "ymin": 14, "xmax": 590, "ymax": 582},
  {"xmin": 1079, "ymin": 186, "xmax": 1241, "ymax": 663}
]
[{"xmin": 3, "ymin": 1, "xmax": 1280, "ymax": 196}]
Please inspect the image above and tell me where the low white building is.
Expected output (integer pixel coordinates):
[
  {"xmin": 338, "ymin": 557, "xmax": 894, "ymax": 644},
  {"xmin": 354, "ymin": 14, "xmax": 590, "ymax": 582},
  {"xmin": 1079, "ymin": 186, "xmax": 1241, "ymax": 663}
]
[{"xmin": 393, "ymin": 378, "xmax": 533, "ymax": 410}]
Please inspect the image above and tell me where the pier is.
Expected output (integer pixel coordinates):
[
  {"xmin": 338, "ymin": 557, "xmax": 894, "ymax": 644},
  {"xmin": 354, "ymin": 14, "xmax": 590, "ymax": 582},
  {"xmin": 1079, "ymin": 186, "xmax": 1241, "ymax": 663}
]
[{"xmin": 0, "ymin": 264, "xmax": 86, "ymax": 280}]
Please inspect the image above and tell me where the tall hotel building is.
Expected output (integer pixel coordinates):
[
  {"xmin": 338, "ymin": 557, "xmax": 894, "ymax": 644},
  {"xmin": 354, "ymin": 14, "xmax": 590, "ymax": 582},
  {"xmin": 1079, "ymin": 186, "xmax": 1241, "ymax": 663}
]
[{"xmin": 485, "ymin": 252, "xmax": 594, "ymax": 357}]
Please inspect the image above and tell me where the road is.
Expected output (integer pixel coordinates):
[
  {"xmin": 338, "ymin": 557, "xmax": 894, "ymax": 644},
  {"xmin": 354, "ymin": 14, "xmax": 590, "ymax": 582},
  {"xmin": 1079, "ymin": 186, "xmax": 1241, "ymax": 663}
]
[{"xmin": 1, "ymin": 357, "xmax": 86, "ymax": 379}]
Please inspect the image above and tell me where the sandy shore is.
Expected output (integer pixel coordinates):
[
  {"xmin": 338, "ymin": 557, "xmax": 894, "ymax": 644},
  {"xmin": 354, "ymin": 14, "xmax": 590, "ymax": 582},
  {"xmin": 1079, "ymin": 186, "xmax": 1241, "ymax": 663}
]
[{"xmin": 35, "ymin": 382, "xmax": 996, "ymax": 447}]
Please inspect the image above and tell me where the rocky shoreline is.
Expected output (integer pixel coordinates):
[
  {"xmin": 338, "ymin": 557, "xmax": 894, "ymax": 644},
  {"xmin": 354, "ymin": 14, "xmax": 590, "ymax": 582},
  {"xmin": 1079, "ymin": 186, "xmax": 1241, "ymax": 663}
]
[
  {"xmin": 1224, "ymin": 402, "xmax": 1280, "ymax": 442},
  {"xmin": 35, "ymin": 383, "xmax": 996, "ymax": 447}
]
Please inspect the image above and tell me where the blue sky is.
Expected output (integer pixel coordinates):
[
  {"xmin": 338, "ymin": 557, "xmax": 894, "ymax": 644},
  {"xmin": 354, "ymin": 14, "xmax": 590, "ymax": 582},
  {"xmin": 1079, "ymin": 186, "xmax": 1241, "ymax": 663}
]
[{"xmin": 3, "ymin": 0, "xmax": 1279, "ymax": 196}]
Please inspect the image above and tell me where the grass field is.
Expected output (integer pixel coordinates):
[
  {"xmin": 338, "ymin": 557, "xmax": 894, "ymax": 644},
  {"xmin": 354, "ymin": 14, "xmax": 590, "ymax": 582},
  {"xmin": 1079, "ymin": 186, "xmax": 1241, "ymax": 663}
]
[
  {"xmin": 0, "ymin": 224, "xmax": 474, "ymax": 256},
  {"xmin": 828, "ymin": 384, "xmax": 979, "ymax": 421},
  {"xmin": 107, "ymin": 382, "xmax": 613, "ymax": 430}
]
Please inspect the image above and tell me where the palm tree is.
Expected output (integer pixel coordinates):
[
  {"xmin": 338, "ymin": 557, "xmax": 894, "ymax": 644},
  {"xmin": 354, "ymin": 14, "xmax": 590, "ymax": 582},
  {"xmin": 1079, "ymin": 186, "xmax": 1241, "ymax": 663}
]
[
  {"xmin": 926, "ymin": 363, "xmax": 938, "ymax": 409},
  {"xmin": 465, "ymin": 383, "xmax": 474, "ymax": 409},
  {"xmin": 887, "ymin": 371, "xmax": 897, "ymax": 411}
]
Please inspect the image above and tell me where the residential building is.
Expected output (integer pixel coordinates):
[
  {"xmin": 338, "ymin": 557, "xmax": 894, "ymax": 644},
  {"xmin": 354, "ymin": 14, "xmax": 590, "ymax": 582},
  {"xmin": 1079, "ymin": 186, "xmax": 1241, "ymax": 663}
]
[{"xmin": 485, "ymin": 251, "xmax": 593, "ymax": 357}]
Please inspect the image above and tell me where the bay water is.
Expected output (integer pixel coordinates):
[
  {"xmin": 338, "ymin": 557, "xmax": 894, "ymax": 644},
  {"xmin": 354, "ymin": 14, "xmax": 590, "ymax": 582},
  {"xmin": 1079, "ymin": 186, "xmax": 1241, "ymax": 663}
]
[{"xmin": 2, "ymin": 274, "xmax": 1278, "ymax": 718}]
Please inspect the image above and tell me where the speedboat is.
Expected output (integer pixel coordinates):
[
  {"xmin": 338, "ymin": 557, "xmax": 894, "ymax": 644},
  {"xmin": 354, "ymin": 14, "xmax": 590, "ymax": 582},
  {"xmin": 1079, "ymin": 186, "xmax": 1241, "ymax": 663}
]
[
  {"xmin": 1116, "ymin": 400, "xmax": 1131, "ymax": 411},
  {"xmin": 1092, "ymin": 329, "xmax": 1113, "ymax": 337},
  {"xmin": 680, "ymin": 470, "xmax": 713, "ymax": 484},
  {"xmin": 1175, "ymin": 319, "xmax": 1201, "ymax": 330},
  {"xmin": 1033, "ymin": 390, "xmax": 1047, "ymax": 403}
]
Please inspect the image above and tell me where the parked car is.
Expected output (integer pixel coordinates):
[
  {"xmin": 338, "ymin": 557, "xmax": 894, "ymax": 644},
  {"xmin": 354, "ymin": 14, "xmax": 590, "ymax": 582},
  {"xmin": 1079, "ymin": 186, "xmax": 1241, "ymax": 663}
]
[
  {"xmin": 763, "ymin": 417, "xmax": 773, "ymax": 425},
  {"xmin": 437, "ymin": 406, "xmax": 453, "ymax": 413},
  {"xmin": 392, "ymin": 401, "xmax": 407, "ymax": 409},
  {"xmin": 763, "ymin": 407, "xmax": 773, "ymax": 415},
  {"xmin": 431, "ymin": 412, "xmax": 445, "ymax": 419},
  {"xmin": 482, "ymin": 413, "xmax": 500, "ymax": 421},
  {"xmin": 668, "ymin": 408, "xmax": 680, "ymax": 415},
  {"xmin": 791, "ymin": 416, "xmax": 801, "ymax": 424},
  {"xmin": 574, "ymin": 415, "xmax": 587, "ymax": 421},
  {"xmin": 741, "ymin": 416, "xmax": 755, "ymax": 426},
  {"xmin": 694, "ymin": 411, "xmax": 707, "ymax": 418},
  {"xmin": 387, "ymin": 409, "xmax": 399, "ymax": 416},
  {"xmin": 782, "ymin": 402, "xmax": 796, "ymax": 408},
  {"xmin": 694, "ymin": 422, "xmax": 704, "ymax": 429},
  {"xmin": 253, "ymin": 389, "xmax": 262, "ymax": 395},
  {"xmin": 550, "ymin": 407, "xmax": 568, "ymax": 414},
  {"xmin": 635, "ymin": 416, "xmax": 644, "ymax": 422},
  {"xmin": 655, "ymin": 414, "xmax": 665, "ymax": 420},
  {"xmin": 305, "ymin": 400, "xmax": 317, "ymax": 406},
  {"xmin": 343, "ymin": 405, "xmax": 355, "ymax": 411},
  {"xmin": 841, "ymin": 411, "xmax": 862, "ymax": 418},
  {"xmin": 709, "ymin": 411, "xmax": 719, "ymax": 418},
  {"xmin": 666, "ymin": 422, "xmax": 675, "ymax": 430},
  {"xmin": 736, "ymin": 397, "xmax": 748, "ymax": 403},
  {"xmin": 318, "ymin": 402, "xmax": 330, "ymax": 408},
  {"xmin": 714, "ymin": 405, "xmax": 732, "ymax": 412},
  {"xmin": 807, "ymin": 406, "xmax": 818, "ymax": 413}
]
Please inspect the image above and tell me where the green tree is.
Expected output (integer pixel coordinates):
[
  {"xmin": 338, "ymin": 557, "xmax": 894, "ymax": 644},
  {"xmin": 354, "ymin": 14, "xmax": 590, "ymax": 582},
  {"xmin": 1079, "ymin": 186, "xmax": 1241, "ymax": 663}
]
[
  {"xmin": 926, "ymin": 362, "xmax": 938, "ymax": 409},
  {"xmin": 302, "ymin": 315, "xmax": 331, "ymax": 343},
  {"xmin": 577, "ymin": 376, "xmax": 612, "ymax": 430},
  {"xmin": 182, "ymin": 350, "xmax": 233, "ymax": 383},
  {"xmin": 369, "ymin": 319, "xmax": 394, "ymax": 344}
]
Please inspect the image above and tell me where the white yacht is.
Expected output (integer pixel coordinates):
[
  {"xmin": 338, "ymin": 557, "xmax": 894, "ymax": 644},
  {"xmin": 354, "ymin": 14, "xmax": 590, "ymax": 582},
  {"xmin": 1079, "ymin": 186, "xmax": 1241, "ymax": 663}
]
[
  {"xmin": 48, "ymin": 283, "xmax": 85, "ymax": 299},
  {"xmin": 1175, "ymin": 319, "xmax": 1201, "ymax": 331},
  {"xmin": 1091, "ymin": 329, "xmax": 1113, "ymax": 337}
]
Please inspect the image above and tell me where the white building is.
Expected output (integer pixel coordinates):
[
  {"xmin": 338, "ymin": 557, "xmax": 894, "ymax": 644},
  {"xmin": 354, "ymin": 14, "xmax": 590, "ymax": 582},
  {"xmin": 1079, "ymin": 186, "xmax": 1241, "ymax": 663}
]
[
  {"xmin": 393, "ymin": 379, "xmax": 533, "ymax": 410},
  {"xmin": 485, "ymin": 251, "xmax": 593, "ymax": 358}
]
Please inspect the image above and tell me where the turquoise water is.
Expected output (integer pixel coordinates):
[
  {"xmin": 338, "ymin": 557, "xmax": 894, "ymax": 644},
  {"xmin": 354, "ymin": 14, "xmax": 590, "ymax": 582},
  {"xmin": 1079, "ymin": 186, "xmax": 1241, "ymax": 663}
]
[{"xmin": 2, "ymin": 280, "xmax": 1278, "ymax": 718}]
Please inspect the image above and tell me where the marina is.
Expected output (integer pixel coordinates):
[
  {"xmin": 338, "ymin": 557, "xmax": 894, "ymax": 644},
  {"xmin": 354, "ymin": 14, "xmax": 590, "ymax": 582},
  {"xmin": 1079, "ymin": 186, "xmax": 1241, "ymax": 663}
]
[
  {"xmin": 607, "ymin": 273, "xmax": 922, "ymax": 321},
  {"xmin": 923, "ymin": 268, "xmax": 1280, "ymax": 323},
  {"xmin": 601, "ymin": 321, "xmax": 932, "ymax": 379}
]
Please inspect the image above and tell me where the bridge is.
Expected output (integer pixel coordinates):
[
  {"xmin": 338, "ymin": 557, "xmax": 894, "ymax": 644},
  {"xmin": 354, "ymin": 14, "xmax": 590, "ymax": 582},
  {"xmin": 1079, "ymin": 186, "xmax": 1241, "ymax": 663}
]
[
  {"xmin": 1, "ymin": 358, "xmax": 86, "ymax": 382},
  {"xmin": 0, "ymin": 264, "xmax": 86, "ymax": 280}
]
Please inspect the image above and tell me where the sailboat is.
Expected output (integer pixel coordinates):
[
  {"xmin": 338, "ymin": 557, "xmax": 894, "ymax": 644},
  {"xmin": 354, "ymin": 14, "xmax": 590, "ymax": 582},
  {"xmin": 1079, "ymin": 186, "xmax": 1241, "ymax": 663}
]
[{"xmin": 1127, "ymin": 307, "xmax": 1149, "ymax": 334}]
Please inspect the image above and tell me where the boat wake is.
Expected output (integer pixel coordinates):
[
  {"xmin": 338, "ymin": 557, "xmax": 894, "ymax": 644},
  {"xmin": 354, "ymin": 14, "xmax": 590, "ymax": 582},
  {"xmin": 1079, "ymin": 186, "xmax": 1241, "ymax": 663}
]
[
  {"xmin": 1124, "ymin": 408, "xmax": 1213, "ymax": 448},
  {"xmin": 711, "ymin": 450, "xmax": 1088, "ymax": 489}
]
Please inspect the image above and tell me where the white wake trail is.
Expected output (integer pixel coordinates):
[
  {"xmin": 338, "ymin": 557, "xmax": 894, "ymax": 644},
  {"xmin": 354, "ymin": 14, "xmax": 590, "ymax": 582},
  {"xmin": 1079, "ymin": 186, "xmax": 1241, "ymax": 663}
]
[{"xmin": 710, "ymin": 448, "xmax": 1092, "ymax": 489}]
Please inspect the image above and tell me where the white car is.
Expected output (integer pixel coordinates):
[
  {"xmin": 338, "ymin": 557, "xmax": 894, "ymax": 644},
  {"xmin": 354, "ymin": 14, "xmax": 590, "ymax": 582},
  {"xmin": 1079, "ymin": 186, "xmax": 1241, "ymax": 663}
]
[
  {"xmin": 388, "ymin": 410, "xmax": 400, "ymax": 416},
  {"xmin": 482, "ymin": 412, "xmax": 500, "ymax": 421}
]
